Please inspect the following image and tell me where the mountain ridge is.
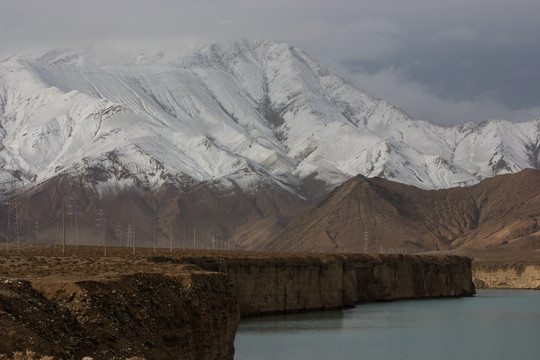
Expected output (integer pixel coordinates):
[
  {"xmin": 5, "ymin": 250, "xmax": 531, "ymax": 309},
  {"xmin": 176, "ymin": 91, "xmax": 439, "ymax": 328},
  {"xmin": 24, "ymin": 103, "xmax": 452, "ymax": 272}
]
[
  {"xmin": 2, "ymin": 40, "xmax": 540, "ymax": 250},
  {"xmin": 2, "ymin": 40, "xmax": 540, "ymax": 196},
  {"xmin": 265, "ymin": 168, "xmax": 540, "ymax": 254}
]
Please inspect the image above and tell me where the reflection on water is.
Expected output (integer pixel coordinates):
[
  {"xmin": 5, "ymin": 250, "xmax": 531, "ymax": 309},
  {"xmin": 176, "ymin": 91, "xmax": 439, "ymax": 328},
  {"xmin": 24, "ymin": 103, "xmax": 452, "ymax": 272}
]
[
  {"xmin": 235, "ymin": 290, "xmax": 540, "ymax": 360},
  {"xmin": 240, "ymin": 310, "xmax": 345, "ymax": 334}
]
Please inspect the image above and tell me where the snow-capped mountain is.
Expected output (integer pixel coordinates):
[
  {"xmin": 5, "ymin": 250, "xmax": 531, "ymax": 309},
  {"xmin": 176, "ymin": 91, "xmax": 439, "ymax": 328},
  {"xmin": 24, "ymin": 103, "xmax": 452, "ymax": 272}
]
[{"xmin": 1, "ymin": 39, "xmax": 540, "ymax": 196}]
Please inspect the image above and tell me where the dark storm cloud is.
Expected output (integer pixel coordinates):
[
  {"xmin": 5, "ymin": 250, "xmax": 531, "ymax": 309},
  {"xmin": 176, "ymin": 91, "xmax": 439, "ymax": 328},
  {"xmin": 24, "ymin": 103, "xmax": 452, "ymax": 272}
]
[
  {"xmin": 349, "ymin": 36, "xmax": 540, "ymax": 109},
  {"xmin": 1, "ymin": 0, "xmax": 539, "ymax": 126}
]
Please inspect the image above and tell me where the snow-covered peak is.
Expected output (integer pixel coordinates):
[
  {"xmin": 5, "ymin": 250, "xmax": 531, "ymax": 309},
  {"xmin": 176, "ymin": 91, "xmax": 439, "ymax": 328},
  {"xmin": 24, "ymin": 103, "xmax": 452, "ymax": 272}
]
[{"xmin": 1, "ymin": 40, "xmax": 540, "ymax": 197}]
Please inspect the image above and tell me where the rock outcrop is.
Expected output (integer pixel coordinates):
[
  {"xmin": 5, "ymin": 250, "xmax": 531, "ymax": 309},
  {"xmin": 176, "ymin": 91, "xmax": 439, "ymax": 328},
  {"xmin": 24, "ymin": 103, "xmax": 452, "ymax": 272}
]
[
  {"xmin": 177, "ymin": 253, "xmax": 475, "ymax": 317},
  {"xmin": 472, "ymin": 260, "xmax": 540, "ymax": 289},
  {"xmin": 0, "ymin": 265, "xmax": 239, "ymax": 360},
  {"xmin": 1, "ymin": 248, "xmax": 475, "ymax": 359}
]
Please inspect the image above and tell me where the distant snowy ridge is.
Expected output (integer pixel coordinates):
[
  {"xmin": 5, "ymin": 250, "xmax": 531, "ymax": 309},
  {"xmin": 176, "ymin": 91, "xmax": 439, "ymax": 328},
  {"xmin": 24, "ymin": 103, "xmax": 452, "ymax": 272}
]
[{"xmin": 1, "ymin": 40, "xmax": 540, "ymax": 196}]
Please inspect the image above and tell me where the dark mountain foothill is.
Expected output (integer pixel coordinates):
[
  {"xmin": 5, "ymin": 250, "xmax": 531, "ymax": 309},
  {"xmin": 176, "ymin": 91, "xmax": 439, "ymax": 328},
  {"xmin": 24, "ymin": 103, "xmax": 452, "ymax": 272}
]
[{"xmin": 268, "ymin": 169, "xmax": 540, "ymax": 259}]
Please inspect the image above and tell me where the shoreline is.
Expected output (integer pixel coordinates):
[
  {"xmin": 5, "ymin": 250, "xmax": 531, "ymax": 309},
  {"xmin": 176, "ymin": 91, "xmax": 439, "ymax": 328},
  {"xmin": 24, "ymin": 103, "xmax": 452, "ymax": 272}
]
[{"xmin": 1, "ymin": 244, "xmax": 475, "ymax": 359}]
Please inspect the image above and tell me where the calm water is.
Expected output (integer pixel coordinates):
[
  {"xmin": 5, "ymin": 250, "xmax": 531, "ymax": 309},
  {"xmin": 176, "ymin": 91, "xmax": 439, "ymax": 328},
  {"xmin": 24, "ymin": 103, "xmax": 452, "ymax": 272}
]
[{"xmin": 234, "ymin": 290, "xmax": 540, "ymax": 360}]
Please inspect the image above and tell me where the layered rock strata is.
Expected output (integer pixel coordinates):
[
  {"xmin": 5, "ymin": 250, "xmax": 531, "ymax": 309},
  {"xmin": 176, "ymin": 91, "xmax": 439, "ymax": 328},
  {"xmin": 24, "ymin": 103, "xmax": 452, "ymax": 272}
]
[
  {"xmin": 472, "ymin": 260, "xmax": 540, "ymax": 289},
  {"xmin": 1, "ymin": 250, "xmax": 475, "ymax": 359},
  {"xmin": 176, "ymin": 253, "xmax": 475, "ymax": 317}
]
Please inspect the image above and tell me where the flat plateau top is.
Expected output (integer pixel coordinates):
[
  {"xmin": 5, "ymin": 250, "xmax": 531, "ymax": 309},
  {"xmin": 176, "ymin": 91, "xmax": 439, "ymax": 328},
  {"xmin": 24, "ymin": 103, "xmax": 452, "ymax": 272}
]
[{"xmin": 1, "ymin": 243, "xmax": 537, "ymax": 283}]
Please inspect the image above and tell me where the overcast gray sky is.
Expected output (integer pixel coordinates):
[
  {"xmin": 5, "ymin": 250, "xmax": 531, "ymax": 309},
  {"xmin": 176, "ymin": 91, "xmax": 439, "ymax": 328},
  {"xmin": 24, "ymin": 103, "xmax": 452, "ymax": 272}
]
[{"xmin": 1, "ymin": 0, "xmax": 539, "ymax": 126}]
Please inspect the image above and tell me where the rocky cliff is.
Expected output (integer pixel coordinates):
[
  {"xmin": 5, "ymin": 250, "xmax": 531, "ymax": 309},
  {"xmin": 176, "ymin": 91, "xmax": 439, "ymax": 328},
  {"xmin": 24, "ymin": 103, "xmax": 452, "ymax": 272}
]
[
  {"xmin": 1, "ymin": 247, "xmax": 475, "ymax": 359},
  {"xmin": 177, "ymin": 253, "xmax": 475, "ymax": 317},
  {"xmin": 472, "ymin": 260, "xmax": 540, "ymax": 289},
  {"xmin": 0, "ymin": 253, "xmax": 239, "ymax": 360}
]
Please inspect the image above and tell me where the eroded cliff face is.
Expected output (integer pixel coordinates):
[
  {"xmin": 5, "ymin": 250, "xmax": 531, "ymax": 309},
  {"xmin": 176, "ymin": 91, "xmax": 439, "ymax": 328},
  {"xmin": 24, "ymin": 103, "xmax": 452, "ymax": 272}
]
[
  {"xmin": 0, "ymin": 263, "xmax": 239, "ymax": 360},
  {"xmin": 182, "ymin": 253, "xmax": 475, "ymax": 317},
  {"xmin": 356, "ymin": 254, "xmax": 475, "ymax": 301},
  {"xmin": 472, "ymin": 261, "xmax": 540, "ymax": 289},
  {"xmin": 1, "ymin": 249, "xmax": 475, "ymax": 359}
]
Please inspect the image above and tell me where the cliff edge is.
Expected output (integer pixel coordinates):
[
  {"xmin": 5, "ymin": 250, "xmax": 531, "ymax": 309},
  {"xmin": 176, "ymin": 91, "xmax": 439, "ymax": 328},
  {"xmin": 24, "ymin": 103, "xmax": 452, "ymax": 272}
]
[
  {"xmin": 0, "ymin": 246, "xmax": 475, "ymax": 359},
  {"xmin": 0, "ymin": 254, "xmax": 239, "ymax": 360},
  {"xmin": 178, "ymin": 253, "xmax": 475, "ymax": 316}
]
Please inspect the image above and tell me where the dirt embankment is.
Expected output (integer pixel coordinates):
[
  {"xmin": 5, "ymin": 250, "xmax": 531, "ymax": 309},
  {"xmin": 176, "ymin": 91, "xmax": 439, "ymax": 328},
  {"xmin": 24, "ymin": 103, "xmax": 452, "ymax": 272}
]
[
  {"xmin": 0, "ymin": 252, "xmax": 238, "ymax": 360},
  {"xmin": 1, "ymin": 246, "xmax": 475, "ymax": 359},
  {"xmin": 472, "ymin": 260, "xmax": 540, "ymax": 289}
]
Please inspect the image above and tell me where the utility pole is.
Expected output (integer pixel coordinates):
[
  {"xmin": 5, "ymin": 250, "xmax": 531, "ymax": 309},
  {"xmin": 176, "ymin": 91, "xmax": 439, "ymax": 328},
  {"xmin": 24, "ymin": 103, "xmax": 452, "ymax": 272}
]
[
  {"xmin": 96, "ymin": 209, "xmax": 107, "ymax": 257},
  {"xmin": 62, "ymin": 204, "xmax": 66, "ymax": 256},
  {"xmin": 34, "ymin": 220, "xmax": 39, "ymax": 242},
  {"xmin": 193, "ymin": 228, "xmax": 196, "ymax": 249},
  {"xmin": 115, "ymin": 222, "xmax": 122, "ymax": 247},
  {"xmin": 2, "ymin": 173, "xmax": 23, "ymax": 254},
  {"xmin": 169, "ymin": 224, "xmax": 173, "ymax": 253},
  {"xmin": 6, "ymin": 196, "xmax": 21, "ymax": 254},
  {"xmin": 363, "ymin": 230, "xmax": 369, "ymax": 253},
  {"xmin": 133, "ymin": 218, "xmax": 136, "ymax": 255},
  {"xmin": 126, "ymin": 223, "xmax": 134, "ymax": 251},
  {"xmin": 104, "ymin": 216, "xmax": 107, "ymax": 257},
  {"xmin": 153, "ymin": 222, "xmax": 157, "ymax": 254},
  {"xmin": 356, "ymin": 212, "xmax": 375, "ymax": 254},
  {"xmin": 126, "ymin": 218, "xmax": 136, "ymax": 255},
  {"xmin": 67, "ymin": 194, "xmax": 79, "ymax": 245}
]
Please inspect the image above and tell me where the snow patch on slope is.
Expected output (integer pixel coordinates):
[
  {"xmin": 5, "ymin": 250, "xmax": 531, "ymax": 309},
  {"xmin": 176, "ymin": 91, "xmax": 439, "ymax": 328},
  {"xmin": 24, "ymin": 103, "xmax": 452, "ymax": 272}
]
[{"xmin": 1, "ymin": 40, "xmax": 540, "ymax": 196}]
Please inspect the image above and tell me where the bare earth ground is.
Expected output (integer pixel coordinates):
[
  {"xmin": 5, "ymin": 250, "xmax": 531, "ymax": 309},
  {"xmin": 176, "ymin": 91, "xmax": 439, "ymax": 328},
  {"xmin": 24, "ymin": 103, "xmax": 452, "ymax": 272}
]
[
  {"xmin": 0, "ymin": 243, "xmax": 536, "ymax": 359},
  {"xmin": 1, "ymin": 244, "xmax": 369, "ymax": 360},
  {"xmin": 0, "ymin": 244, "xmax": 253, "ymax": 360},
  {"xmin": 1, "ymin": 243, "xmax": 538, "ymax": 278},
  {"xmin": 437, "ymin": 246, "xmax": 540, "ymax": 262}
]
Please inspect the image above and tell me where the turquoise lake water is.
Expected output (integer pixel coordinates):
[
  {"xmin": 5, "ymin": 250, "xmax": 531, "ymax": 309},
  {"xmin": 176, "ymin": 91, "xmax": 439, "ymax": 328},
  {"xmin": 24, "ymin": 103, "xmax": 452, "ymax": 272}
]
[{"xmin": 234, "ymin": 290, "xmax": 540, "ymax": 360}]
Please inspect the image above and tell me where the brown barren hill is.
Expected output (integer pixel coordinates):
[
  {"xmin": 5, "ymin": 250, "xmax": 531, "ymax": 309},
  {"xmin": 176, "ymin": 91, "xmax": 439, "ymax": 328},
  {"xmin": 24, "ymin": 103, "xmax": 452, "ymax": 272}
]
[
  {"xmin": 265, "ymin": 169, "xmax": 540, "ymax": 257},
  {"xmin": 0, "ymin": 173, "xmax": 309, "ymax": 251}
]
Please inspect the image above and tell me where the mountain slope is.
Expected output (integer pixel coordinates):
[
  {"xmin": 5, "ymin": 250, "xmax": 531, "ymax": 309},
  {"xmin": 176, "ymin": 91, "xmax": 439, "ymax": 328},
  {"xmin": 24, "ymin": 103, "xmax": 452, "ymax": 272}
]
[
  {"xmin": 0, "ymin": 173, "xmax": 308, "ymax": 250},
  {"xmin": 2, "ymin": 40, "xmax": 540, "ymax": 195},
  {"xmin": 2, "ymin": 40, "xmax": 540, "ymax": 249},
  {"xmin": 266, "ymin": 169, "xmax": 540, "ymax": 254}
]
